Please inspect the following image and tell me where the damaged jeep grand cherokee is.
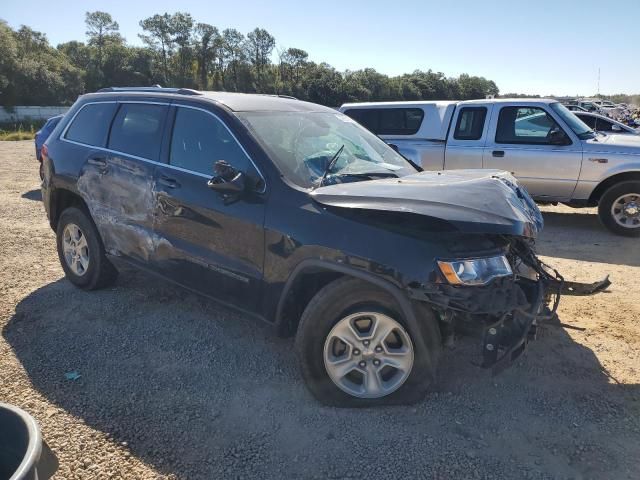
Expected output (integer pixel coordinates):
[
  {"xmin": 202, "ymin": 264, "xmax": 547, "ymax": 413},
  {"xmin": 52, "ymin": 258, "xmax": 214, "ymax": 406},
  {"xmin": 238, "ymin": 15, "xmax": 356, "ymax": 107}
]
[{"xmin": 41, "ymin": 88, "xmax": 608, "ymax": 406}]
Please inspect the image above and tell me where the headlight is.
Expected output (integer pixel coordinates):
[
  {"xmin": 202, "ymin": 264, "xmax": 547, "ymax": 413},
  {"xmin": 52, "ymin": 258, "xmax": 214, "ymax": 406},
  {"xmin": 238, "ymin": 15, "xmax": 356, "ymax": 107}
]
[{"xmin": 437, "ymin": 255, "xmax": 512, "ymax": 286}]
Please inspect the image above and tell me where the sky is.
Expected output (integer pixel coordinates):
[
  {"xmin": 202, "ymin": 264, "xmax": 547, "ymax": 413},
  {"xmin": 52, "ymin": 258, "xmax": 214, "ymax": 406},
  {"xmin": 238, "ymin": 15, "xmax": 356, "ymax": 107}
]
[{"xmin": 2, "ymin": 0, "xmax": 639, "ymax": 96}]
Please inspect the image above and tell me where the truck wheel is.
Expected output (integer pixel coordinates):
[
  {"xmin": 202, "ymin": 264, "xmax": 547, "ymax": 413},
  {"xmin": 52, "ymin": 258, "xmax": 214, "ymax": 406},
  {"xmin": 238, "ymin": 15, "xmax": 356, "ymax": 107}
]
[
  {"xmin": 598, "ymin": 181, "xmax": 640, "ymax": 236},
  {"xmin": 56, "ymin": 207, "xmax": 118, "ymax": 290},
  {"xmin": 295, "ymin": 277, "xmax": 441, "ymax": 407}
]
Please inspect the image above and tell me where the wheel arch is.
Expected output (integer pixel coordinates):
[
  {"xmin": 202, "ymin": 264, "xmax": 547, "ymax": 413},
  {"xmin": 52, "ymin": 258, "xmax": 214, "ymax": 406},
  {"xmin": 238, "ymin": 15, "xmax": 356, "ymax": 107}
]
[
  {"xmin": 275, "ymin": 260, "xmax": 426, "ymax": 346},
  {"xmin": 589, "ymin": 171, "xmax": 640, "ymax": 205},
  {"xmin": 49, "ymin": 188, "xmax": 90, "ymax": 230}
]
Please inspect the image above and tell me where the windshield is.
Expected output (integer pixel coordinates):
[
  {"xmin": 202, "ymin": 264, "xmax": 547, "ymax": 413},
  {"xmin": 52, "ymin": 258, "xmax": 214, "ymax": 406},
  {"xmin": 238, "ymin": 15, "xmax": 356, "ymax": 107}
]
[
  {"xmin": 237, "ymin": 111, "xmax": 418, "ymax": 188},
  {"xmin": 549, "ymin": 102, "xmax": 594, "ymax": 140}
]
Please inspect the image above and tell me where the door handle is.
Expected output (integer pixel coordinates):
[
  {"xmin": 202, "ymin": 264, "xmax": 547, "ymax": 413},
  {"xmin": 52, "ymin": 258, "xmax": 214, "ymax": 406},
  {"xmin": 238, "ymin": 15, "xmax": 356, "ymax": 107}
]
[
  {"xmin": 492, "ymin": 150, "xmax": 505, "ymax": 158},
  {"xmin": 588, "ymin": 157, "xmax": 609, "ymax": 164},
  {"xmin": 159, "ymin": 175, "xmax": 180, "ymax": 189}
]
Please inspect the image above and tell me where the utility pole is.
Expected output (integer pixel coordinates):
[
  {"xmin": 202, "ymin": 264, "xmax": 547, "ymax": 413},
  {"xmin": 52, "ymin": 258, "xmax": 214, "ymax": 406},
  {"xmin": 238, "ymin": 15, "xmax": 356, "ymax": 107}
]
[{"xmin": 597, "ymin": 67, "xmax": 601, "ymax": 98}]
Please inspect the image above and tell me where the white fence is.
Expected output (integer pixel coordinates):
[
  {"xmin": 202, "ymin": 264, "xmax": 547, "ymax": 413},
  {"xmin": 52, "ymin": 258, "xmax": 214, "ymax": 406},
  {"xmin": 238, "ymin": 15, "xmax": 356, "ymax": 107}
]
[{"xmin": 0, "ymin": 106, "xmax": 70, "ymax": 123}]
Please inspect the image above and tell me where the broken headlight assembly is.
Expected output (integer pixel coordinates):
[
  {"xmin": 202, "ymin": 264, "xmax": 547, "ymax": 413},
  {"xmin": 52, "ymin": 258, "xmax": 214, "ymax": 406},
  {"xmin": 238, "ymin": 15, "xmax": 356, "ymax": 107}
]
[{"xmin": 437, "ymin": 255, "xmax": 512, "ymax": 286}]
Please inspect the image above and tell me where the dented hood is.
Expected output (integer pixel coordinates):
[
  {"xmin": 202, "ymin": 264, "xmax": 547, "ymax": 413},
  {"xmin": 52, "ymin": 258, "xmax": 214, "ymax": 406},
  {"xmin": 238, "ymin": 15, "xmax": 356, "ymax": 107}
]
[{"xmin": 310, "ymin": 170, "xmax": 543, "ymax": 237}]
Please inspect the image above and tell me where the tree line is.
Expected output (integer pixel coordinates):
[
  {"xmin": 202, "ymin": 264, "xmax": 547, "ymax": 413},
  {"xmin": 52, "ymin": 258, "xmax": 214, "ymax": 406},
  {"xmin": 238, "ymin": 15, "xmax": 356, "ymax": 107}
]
[{"xmin": 0, "ymin": 11, "xmax": 504, "ymax": 106}]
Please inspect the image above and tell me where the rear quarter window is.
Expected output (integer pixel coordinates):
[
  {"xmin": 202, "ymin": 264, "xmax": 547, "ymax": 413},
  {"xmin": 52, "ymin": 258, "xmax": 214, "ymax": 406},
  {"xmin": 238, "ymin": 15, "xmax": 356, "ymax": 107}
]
[
  {"xmin": 344, "ymin": 108, "xmax": 424, "ymax": 135},
  {"xmin": 65, "ymin": 103, "xmax": 118, "ymax": 147}
]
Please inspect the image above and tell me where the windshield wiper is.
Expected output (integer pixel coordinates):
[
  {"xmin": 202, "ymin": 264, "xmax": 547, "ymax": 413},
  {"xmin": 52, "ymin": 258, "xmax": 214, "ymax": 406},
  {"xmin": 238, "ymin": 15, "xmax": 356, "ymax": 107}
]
[{"xmin": 315, "ymin": 144, "xmax": 345, "ymax": 188}]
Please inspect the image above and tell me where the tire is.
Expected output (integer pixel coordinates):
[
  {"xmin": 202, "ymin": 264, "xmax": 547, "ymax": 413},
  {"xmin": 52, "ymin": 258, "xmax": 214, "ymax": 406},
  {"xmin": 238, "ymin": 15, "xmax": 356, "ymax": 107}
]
[
  {"xmin": 598, "ymin": 181, "xmax": 640, "ymax": 237},
  {"xmin": 39, "ymin": 162, "xmax": 44, "ymax": 181},
  {"xmin": 56, "ymin": 207, "xmax": 118, "ymax": 290},
  {"xmin": 295, "ymin": 277, "xmax": 441, "ymax": 407}
]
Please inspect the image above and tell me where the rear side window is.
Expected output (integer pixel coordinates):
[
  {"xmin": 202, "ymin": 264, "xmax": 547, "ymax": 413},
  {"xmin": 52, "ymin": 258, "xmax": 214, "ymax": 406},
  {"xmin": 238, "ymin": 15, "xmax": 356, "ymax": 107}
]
[
  {"xmin": 453, "ymin": 107, "xmax": 487, "ymax": 140},
  {"xmin": 169, "ymin": 107, "xmax": 250, "ymax": 176},
  {"xmin": 65, "ymin": 103, "xmax": 117, "ymax": 147},
  {"xmin": 577, "ymin": 114, "xmax": 596, "ymax": 129},
  {"xmin": 108, "ymin": 103, "xmax": 168, "ymax": 160},
  {"xmin": 344, "ymin": 108, "xmax": 424, "ymax": 135}
]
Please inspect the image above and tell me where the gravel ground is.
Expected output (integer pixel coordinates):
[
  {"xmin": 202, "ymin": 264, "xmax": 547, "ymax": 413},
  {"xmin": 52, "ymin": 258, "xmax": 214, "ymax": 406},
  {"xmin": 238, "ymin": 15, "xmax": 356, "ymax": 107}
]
[{"xmin": 1, "ymin": 140, "xmax": 639, "ymax": 479}]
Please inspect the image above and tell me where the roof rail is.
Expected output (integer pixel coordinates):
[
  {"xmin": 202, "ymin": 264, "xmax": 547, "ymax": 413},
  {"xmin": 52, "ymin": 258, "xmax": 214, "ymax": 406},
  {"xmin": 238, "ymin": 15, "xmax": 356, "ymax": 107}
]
[
  {"xmin": 256, "ymin": 93, "xmax": 298, "ymax": 100},
  {"xmin": 96, "ymin": 86, "xmax": 202, "ymax": 96}
]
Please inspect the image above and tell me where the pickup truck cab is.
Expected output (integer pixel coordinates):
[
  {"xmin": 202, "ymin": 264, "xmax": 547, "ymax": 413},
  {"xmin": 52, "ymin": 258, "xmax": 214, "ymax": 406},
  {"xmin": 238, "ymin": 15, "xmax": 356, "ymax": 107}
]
[{"xmin": 340, "ymin": 99, "xmax": 640, "ymax": 236}]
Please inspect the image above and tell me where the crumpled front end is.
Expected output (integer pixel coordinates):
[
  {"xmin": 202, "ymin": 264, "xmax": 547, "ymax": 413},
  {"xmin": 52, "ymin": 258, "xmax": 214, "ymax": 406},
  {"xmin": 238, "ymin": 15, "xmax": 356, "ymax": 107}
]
[{"xmin": 409, "ymin": 237, "xmax": 610, "ymax": 374}]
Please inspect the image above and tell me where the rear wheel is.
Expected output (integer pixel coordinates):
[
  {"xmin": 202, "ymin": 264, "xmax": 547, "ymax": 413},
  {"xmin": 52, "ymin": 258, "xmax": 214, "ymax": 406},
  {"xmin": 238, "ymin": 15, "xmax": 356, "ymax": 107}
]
[
  {"xmin": 598, "ymin": 181, "xmax": 640, "ymax": 236},
  {"xmin": 56, "ymin": 207, "xmax": 118, "ymax": 289},
  {"xmin": 295, "ymin": 277, "xmax": 441, "ymax": 406}
]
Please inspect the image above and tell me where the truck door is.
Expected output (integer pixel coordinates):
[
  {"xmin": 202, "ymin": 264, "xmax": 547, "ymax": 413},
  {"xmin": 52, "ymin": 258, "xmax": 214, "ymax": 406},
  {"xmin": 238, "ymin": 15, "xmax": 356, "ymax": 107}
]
[
  {"xmin": 445, "ymin": 104, "xmax": 493, "ymax": 169},
  {"xmin": 483, "ymin": 104, "xmax": 582, "ymax": 200}
]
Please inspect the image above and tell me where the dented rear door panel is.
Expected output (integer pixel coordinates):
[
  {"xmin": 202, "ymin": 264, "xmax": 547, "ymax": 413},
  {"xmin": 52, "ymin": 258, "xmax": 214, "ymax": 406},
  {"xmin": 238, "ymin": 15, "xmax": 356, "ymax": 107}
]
[{"xmin": 79, "ymin": 152, "xmax": 161, "ymax": 263}]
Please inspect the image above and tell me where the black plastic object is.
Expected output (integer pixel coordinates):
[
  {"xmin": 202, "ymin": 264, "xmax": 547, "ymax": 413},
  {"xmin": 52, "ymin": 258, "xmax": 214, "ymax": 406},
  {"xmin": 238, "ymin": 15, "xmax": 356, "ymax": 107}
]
[{"xmin": 0, "ymin": 403, "xmax": 57, "ymax": 480}]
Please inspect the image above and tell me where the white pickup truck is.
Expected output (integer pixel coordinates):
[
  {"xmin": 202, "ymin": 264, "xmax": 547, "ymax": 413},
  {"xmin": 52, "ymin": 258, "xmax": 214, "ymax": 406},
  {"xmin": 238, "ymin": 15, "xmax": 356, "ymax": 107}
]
[{"xmin": 339, "ymin": 99, "xmax": 640, "ymax": 236}]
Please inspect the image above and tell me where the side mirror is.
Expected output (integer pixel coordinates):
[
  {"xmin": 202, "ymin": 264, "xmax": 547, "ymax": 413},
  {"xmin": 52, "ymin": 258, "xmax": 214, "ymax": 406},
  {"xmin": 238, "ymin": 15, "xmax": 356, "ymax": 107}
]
[
  {"xmin": 548, "ymin": 128, "xmax": 570, "ymax": 145},
  {"xmin": 611, "ymin": 124, "xmax": 622, "ymax": 132},
  {"xmin": 207, "ymin": 160, "xmax": 246, "ymax": 195}
]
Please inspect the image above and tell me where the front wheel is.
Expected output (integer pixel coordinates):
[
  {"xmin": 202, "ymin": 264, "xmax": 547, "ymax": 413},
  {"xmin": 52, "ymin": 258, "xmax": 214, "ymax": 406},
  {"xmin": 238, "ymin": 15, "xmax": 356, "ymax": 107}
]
[
  {"xmin": 295, "ymin": 277, "xmax": 441, "ymax": 407},
  {"xmin": 598, "ymin": 181, "xmax": 640, "ymax": 236}
]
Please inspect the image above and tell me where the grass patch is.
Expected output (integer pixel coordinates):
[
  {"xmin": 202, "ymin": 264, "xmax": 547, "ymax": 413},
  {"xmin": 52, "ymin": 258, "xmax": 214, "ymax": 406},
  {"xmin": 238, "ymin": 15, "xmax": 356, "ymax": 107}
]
[
  {"xmin": 0, "ymin": 131, "xmax": 35, "ymax": 141},
  {"xmin": 0, "ymin": 120, "xmax": 44, "ymax": 141}
]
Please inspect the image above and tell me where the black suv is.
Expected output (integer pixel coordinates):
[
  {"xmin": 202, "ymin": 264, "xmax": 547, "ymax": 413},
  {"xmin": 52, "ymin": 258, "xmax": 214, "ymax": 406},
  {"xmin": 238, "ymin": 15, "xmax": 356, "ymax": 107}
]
[{"xmin": 42, "ymin": 88, "xmax": 575, "ymax": 406}]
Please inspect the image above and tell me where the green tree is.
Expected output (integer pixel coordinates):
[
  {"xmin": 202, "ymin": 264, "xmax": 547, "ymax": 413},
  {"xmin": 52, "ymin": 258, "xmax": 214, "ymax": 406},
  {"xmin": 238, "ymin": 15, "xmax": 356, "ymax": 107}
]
[
  {"xmin": 246, "ymin": 28, "xmax": 275, "ymax": 92},
  {"xmin": 221, "ymin": 28, "xmax": 245, "ymax": 90},
  {"xmin": 194, "ymin": 23, "xmax": 219, "ymax": 89},
  {"xmin": 139, "ymin": 13, "xmax": 173, "ymax": 84},
  {"xmin": 85, "ymin": 11, "xmax": 122, "ymax": 71},
  {"xmin": 170, "ymin": 12, "xmax": 194, "ymax": 86}
]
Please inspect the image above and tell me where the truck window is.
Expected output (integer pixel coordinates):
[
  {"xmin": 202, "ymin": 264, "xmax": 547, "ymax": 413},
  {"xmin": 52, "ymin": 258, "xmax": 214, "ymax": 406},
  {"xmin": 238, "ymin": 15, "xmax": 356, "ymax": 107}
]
[
  {"xmin": 108, "ymin": 103, "xmax": 168, "ymax": 161},
  {"xmin": 65, "ymin": 102, "xmax": 118, "ymax": 147},
  {"xmin": 495, "ymin": 106, "xmax": 564, "ymax": 145},
  {"xmin": 343, "ymin": 108, "xmax": 424, "ymax": 135},
  {"xmin": 578, "ymin": 114, "xmax": 597, "ymax": 129},
  {"xmin": 595, "ymin": 118, "xmax": 614, "ymax": 131},
  {"xmin": 453, "ymin": 107, "xmax": 487, "ymax": 140}
]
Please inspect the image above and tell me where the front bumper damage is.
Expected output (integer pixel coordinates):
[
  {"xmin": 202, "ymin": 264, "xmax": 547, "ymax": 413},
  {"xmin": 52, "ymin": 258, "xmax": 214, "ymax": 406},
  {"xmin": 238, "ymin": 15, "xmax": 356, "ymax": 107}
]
[{"xmin": 409, "ymin": 240, "xmax": 610, "ymax": 374}]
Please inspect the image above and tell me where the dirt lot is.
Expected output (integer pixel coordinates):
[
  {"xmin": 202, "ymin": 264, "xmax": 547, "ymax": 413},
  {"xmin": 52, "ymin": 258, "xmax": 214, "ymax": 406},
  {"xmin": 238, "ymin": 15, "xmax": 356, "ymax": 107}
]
[{"xmin": 1, "ymin": 140, "xmax": 639, "ymax": 479}]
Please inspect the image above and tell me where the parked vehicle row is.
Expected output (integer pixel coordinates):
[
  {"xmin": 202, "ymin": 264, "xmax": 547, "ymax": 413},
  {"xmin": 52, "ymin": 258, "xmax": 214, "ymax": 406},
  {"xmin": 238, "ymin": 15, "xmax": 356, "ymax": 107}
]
[
  {"xmin": 40, "ymin": 88, "xmax": 606, "ymax": 406},
  {"xmin": 340, "ymin": 99, "xmax": 640, "ymax": 235}
]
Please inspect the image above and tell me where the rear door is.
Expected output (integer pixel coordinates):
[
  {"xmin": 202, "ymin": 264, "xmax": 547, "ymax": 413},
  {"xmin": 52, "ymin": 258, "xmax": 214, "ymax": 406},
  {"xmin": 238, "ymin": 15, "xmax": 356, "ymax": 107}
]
[
  {"xmin": 152, "ymin": 104, "xmax": 266, "ymax": 313},
  {"xmin": 62, "ymin": 100, "xmax": 169, "ymax": 263},
  {"xmin": 483, "ymin": 104, "xmax": 582, "ymax": 200},
  {"xmin": 100, "ymin": 101, "xmax": 170, "ymax": 263},
  {"xmin": 444, "ymin": 104, "xmax": 493, "ymax": 169}
]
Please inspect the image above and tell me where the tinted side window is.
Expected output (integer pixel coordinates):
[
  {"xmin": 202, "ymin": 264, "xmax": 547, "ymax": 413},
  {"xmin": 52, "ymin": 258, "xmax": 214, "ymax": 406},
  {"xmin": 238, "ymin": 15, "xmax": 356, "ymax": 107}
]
[
  {"xmin": 495, "ymin": 107, "xmax": 562, "ymax": 145},
  {"xmin": 108, "ymin": 103, "xmax": 168, "ymax": 160},
  {"xmin": 344, "ymin": 108, "xmax": 424, "ymax": 135},
  {"xmin": 595, "ymin": 118, "xmax": 614, "ymax": 131},
  {"xmin": 578, "ymin": 114, "xmax": 597, "ymax": 129},
  {"xmin": 453, "ymin": 107, "xmax": 487, "ymax": 140},
  {"xmin": 169, "ymin": 107, "xmax": 250, "ymax": 176},
  {"xmin": 65, "ymin": 103, "xmax": 117, "ymax": 147},
  {"xmin": 344, "ymin": 109, "xmax": 379, "ymax": 133}
]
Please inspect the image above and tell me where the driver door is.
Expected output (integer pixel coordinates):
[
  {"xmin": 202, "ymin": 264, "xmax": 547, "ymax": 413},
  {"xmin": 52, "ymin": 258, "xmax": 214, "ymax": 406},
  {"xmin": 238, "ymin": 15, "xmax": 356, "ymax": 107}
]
[
  {"xmin": 152, "ymin": 105, "xmax": 267, "ymax": 313},
  {"xmin": 483, "ymin": 104, "xmax": 582, "ymax": 200}
]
